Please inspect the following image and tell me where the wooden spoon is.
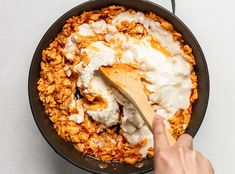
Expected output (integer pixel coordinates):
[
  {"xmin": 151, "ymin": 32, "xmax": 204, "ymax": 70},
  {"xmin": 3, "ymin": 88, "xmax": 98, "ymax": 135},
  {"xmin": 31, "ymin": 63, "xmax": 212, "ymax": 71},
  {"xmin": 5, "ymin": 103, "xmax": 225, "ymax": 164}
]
[{"xmin": 100, "ymin": 64, "xmax": 176, "ymax": 146}]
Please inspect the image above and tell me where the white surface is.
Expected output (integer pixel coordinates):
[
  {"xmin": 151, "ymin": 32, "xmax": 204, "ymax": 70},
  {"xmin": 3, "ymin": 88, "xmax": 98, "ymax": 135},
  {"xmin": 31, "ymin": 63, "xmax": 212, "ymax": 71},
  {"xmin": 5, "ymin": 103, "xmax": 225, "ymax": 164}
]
[{"xmin": 0, "ymin": 0, "xmax": 234, "ymax": 173}]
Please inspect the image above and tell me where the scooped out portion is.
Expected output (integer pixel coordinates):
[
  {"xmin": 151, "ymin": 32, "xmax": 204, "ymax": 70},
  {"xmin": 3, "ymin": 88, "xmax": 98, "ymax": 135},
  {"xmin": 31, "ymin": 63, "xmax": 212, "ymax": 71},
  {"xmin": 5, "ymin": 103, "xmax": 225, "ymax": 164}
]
[{"xmin": 38, "ymin": 5, "xmax": 198, "ymax": 164}]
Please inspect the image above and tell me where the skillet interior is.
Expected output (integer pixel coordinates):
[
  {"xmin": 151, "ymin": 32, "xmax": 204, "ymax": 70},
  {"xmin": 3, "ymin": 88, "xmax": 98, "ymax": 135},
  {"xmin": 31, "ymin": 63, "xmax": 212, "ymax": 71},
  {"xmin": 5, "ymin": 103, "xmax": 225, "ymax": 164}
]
[{"xmin": 28, "ymin": 0, "xmax": 209, "ymax": 173}]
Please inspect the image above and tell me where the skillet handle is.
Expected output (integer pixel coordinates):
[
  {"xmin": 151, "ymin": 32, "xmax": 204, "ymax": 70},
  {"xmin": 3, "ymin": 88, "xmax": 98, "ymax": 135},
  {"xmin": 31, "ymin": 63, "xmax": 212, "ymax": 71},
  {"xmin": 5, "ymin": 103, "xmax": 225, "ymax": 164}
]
[{"xmin": 171, "ymin": 0, "xmax": 176, "ymax": 14}]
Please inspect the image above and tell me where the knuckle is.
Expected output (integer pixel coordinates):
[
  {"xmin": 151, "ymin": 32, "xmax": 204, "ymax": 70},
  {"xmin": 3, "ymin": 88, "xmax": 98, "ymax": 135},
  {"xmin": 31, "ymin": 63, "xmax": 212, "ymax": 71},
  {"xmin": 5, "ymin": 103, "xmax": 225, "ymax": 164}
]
[
  {"xmin": 155, "ymin": 131, "xmax": 165, "ymax": 137},
  {"xmin": 177, "ymin": 147, "xmax": 184, "ymax": 154},
  {"xmin": 195, "ymin": 150, "xmax": 203, "ymax": 158},
  {"xmin": 183, "ymin": 134, "xmax": 193, "ymax": 140}
]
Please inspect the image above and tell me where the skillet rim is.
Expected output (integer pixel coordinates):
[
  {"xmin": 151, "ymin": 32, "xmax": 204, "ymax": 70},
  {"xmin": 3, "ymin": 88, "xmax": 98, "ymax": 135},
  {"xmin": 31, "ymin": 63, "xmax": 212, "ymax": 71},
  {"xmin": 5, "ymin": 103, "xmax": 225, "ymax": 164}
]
[{"xmin": 28, "ymin": 0, "xmax": 210, "ymax": 173}]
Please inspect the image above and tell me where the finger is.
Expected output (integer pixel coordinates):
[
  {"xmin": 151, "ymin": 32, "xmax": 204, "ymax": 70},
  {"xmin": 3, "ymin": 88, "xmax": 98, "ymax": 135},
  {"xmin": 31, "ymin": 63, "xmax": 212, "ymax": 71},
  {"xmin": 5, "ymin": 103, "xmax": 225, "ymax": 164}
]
[
  {"xmin": 196, "ymin": 151, "xmax": 215, "ymax": 173},
  {"xmin": 153, "ymin": 115, "xmax": 169, "ymax": 149},
  {"xmin": 176, "ymin": 134, "xmax": 193, "ymax": 149}
]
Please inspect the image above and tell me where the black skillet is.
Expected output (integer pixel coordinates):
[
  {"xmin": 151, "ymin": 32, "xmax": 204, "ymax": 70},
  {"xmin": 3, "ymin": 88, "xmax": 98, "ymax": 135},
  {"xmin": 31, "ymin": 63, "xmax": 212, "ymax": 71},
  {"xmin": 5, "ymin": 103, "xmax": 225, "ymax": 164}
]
[{"xmin": 28, "ymin": 0, "xmax": 210, "ymax": 173}]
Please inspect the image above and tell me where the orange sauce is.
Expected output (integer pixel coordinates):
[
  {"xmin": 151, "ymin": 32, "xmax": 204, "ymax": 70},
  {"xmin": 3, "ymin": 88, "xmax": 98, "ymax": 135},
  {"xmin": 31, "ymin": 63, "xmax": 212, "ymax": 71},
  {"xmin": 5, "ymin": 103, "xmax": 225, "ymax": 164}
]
[
  {"xmin": 83, "ymin": 96, "xmax": 108, "ymax": 110},
  {"xmin": 150, "ymin": 39, "xmax": 170, "ymax": 57}
]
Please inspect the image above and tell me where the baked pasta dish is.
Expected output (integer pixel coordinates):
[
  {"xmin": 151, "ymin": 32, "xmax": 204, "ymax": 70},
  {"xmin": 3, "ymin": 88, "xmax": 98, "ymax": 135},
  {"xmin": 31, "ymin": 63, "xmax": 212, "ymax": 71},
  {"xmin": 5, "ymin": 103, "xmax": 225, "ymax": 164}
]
[{"xmin": 37, "ymin": 6, "xmax": 198, "ymax": 164}]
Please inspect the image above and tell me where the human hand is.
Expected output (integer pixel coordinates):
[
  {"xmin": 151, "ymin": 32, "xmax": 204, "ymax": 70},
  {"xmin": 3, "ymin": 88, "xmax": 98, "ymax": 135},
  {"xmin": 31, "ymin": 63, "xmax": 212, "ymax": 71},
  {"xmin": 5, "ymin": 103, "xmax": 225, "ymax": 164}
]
[{"xmin": 153, "ymin": 116, "xmax": 214, "ymax": 174}]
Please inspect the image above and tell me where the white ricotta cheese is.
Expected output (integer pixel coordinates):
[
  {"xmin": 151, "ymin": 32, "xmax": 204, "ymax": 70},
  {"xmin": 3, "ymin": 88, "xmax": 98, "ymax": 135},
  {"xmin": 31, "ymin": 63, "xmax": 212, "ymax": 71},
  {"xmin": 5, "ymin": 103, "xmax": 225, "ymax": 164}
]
[{"xmin": 79, "ymin": 41, "xmax": 116, "ymax": 88}]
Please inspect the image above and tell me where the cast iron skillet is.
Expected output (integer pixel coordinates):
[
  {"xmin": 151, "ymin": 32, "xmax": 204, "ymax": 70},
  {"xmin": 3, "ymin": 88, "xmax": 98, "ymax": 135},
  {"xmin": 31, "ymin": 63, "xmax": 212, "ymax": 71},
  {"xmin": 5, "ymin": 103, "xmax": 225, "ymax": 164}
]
[{"xmin": 28, "ymin": 0, "xmax": 210, "ymax": 173}]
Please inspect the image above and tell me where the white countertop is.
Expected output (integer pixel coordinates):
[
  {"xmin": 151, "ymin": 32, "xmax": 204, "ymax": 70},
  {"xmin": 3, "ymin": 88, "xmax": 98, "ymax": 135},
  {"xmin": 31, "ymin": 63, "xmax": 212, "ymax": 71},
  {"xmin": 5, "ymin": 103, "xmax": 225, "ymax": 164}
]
[{"xmin": 0, "ymin": 0, "xmax": 234, "ymax": 173}]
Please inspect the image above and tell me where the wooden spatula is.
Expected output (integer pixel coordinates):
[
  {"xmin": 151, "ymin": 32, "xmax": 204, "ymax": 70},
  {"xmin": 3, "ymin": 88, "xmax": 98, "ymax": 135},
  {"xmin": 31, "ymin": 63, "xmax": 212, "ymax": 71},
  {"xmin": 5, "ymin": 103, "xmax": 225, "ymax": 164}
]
[{"xmin": 100, "ymin": 64, "xmax": 176, "ymax": 146}]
